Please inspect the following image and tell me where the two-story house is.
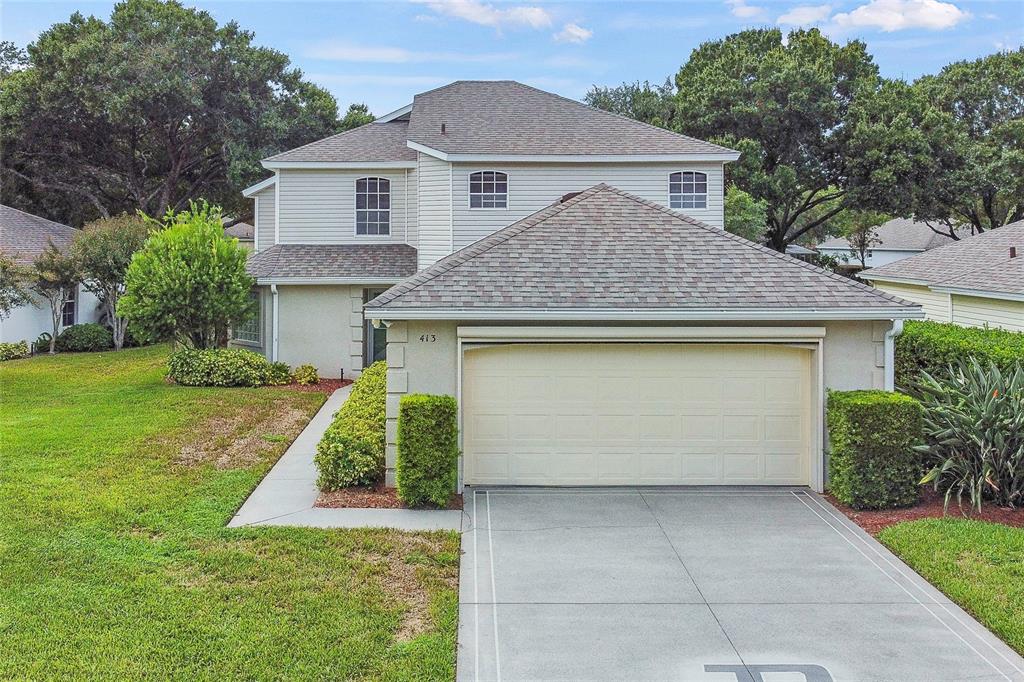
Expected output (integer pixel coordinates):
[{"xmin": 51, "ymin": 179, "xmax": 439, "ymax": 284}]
[{"xmin": 241, "ymin": 80, "xmax": 922, "ymax": 491}]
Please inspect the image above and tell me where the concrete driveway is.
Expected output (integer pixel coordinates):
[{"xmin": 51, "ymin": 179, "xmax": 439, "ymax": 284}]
[{"xmin": 458, "ymin": 488, "xmax": 1024, "ymax": 682}]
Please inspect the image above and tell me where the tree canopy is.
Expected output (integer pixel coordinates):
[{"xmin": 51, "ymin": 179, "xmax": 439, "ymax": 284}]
[{"xmin": 0, "ymin": 0, "xmax": 346, "ymax": 227}]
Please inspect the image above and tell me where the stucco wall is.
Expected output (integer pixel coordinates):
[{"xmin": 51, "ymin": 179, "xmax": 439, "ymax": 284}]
[
  {"xmin": 382, "ymin": 318, "xmax": 889, "ymax": 486},
  {"xmin": 0, "ymin": 285, "xmax": 103, "ymax": 345}
]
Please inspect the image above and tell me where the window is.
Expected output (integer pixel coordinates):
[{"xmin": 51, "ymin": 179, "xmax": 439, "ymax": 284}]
[
  {"xmin": 363, "ymin": 288, "xmax": 388, "ymax": 366},
  {"xmin": 669, "ymin": 171, "xmax": 708, "ymax": 209},
  {"xmin": 233, "ymin": 292, "xmax": 261, "ymax": 344},
  {"xmin": 61, "ymin": 287, "xmax": 76, "ymax": 327},
  {"xmin": 469, "ymin": 171, "xmax": 508, "ymax": 209},
  {"xmin": 356, "ymin": 177, "xmax": 390, "ymax": 235}
]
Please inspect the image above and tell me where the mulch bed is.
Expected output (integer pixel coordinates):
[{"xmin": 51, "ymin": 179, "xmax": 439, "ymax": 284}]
[
  {"xmin": 274, "ymin": 378, "xmax": 351, "ymax": 394},
  {"xmin": 316, "ymin": 484, "xmax": 463, "ymax": 511},
  {"xmin": 826, "ymin": 486, "xmax": 1024, "ymax": 536}
]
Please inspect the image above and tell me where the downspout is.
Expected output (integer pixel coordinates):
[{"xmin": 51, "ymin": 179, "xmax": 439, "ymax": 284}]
[
  {"xmin": 883, "ymin": 319, "xmax": 904, "ymax": 391},
  {"xmin": 270, "ymin": 284, "xmax": 280, "ymax": 362}
]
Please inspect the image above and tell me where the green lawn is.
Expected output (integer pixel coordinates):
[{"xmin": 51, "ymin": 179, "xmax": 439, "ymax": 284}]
[
  {"xmin": 879, "ymin": 518, "xmax": 1024, "ymax": 655},
  {"xmin": 0, "ymin": 346, "xmax": 460, "ymax": 680}
]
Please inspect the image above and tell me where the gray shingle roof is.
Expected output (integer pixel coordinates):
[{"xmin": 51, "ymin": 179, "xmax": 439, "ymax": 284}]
[
  {"xmin": 817, "ymin": 218, "xmax": 965, "ymax": 252},
  {"xmin": 0, "ymin": 204, "xmax": 79, "ymax": 265},
  {"xmin": 367, "ymin": 185, "xmax": 917, "ymax": 315},
  {"xmin": 407, "ymin": 81, "xmax": 735, "ymax": 157},
  {"xmin": 246, "ymin": 244, "xmax": 418, "ymax": 281},
  {"xmin": 265, "ymin": 120, "xmax": 417, "ymax": 163},
  {"xmin": 863, "ymin": 219, "xmax": 1024, "ymax": 296},
  {"xmin": 224, "ymin": 221, "xmax": 254, "ymax": 240}
]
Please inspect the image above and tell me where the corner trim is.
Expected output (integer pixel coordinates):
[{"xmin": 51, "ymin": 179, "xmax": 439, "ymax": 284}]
[{"xmin": 242, "ymin": 176, "xmax": 277, "ymax": 197}]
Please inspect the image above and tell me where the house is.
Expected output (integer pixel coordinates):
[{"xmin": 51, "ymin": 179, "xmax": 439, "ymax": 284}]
[
  {"xmin": 816, "ymin": 217, "xmax": 962, "ymax": 270},
  {"xmin": 223, "ymin": 220, "xmax": 254, "ymax": 251},
  {"xmin": 241, "ymin": 80, "xmax": 923, "ymax": 491},
  {"xmin": 862, "ymin": 219, "xmax": 1024, "ymax": 332},
  {"xmin": 0, "ymin": 205, "xmax": 102, "ymax": 345}
]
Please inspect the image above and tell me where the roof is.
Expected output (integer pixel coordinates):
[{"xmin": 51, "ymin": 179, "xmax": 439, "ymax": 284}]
[
  {"xmin": 246, "ymin": 244, "xmax": 418, "ymax": 282},
  {"xmin": 263, "ymin": 81, "xmax": 737, "ymax": 164},
  {"xmin": 264, "ymin": 120, "xmax": 417, "ymax": 164},
  {"xmin": 366, "ymin": 185, "xmax": 919, "ymax": 319},
  {"xmin": 0, "ymin": 204, "xmax": 79, "ymax": 265},
  {"xmin": 224, "ymin": 222, "xmax": 254, "ymax": 240},
  {"xmin": 863, "ymin": 219, "xmax": 1024, "ymax": 297},
  {"xmin": 817, "ymin": 218, "xmax": 964, "ymax": 252}
]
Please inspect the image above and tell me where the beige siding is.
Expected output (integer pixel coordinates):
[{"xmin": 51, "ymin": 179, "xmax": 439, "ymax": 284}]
[
  {"xmin": 276, "ymin": 169, "xmax": 414, "ymax": 245},
  {"xmin": 254, "ymin": 186, "xmax": 276, "ymax": 252},
  {"xmin": 416, "ymin": 152, "xmax": 452, "ymax": 268},
  {"xmin": 951, "ymin": 295, "xmax": 1024, "ymax": 332},
  {"xmin": 873, "ymin": 282, "xmax": 950, "ymax": 322},
  {"xmin": 450, "ymin": 162, "xmax": 725, "ymax": 253}
]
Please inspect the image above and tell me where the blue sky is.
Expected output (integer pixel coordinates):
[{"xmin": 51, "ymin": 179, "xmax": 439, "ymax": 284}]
[{"xmin": 3, "ymin": 0, "xmax": 1021, "ymax": 114}]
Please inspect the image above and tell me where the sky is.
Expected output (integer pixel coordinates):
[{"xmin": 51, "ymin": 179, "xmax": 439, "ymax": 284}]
[{"xmin": 2, "ymin": 0, "xmax": 1022, "ymax": 115}]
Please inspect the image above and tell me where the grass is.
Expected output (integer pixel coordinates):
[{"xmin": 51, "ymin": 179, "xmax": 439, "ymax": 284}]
[
  {"xmin": 0, "ymin": 346, "xmax": 460, "ymax": 680},
  {"xmin": 879, "ymin": 518, "xmax": 1024, "ymax": 655}
]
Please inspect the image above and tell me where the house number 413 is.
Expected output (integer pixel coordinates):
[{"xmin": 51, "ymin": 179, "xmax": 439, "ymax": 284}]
[{"xmin": 418, "ymin": 334, "xmax": 437, "ymax": 343}]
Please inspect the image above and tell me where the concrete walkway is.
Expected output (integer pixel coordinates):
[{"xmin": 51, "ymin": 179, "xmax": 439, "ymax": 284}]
[{"xmin": 228, "ymin": 386, "xmax": 464, "ymax": 531}]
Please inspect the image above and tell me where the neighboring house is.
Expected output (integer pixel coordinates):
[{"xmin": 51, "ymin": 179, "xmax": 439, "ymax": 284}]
[
  {"xmin": 862, "ymin": 219, "xmax": 1024, "ymax": 332},
  {"xmin": 816, "ymin": 218, "xmax": 961, "ymax": 269},
  {"xmin": 241, "ymin": 80, "xmax": 923, "ymax": 492},
  {"xmin": 0, "ymin": 205, "xmax": 102, "ymax": 344},
  {"xmin": 224, "ymin": 221, "xmax": 254, "ymax": 251}
]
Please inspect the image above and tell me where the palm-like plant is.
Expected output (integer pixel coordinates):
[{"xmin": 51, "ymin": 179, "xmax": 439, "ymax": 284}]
[{"xmin": 912, "ymin": 358, "xmax": 1024, "ymax": 511}]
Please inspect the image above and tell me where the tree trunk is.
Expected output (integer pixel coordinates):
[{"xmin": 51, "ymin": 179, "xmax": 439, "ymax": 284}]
[{"xmin": 49, "ymin": 299, "xmax": 60, "ymax": 354}]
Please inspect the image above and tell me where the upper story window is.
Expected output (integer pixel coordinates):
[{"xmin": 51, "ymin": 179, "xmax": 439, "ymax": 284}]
[
  {"xmin": 356, "ymin": 177, "xmax": 390, "ymax": 235},
  {"xmin": 469, "ymin": 171, "xmax": 508, "ymax": 209},
  {"xmin": 669, "ymin": 171, "xmax": 707, "ymax": 209}
]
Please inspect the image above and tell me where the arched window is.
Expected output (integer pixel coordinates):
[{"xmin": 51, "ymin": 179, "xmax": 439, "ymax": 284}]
[
  {"xmin": 469, "ymin": 171, "xmax": 508, "ymax": 209},
  {"xmin": 668, "ymin": 171, "xmax": 707, "ymax": 209},
  {"xmin": 356, "ymin": 177, "xmax": 391, "ymax": 235}
]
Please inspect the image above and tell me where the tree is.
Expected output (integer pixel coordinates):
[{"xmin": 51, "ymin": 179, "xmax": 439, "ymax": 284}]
[
  {"xmin": 29, "ymin": 244, "xmax": 80, "ymax": 353},
  {"xmin": 584, "ymin": 79, "xmax": 676, "ymax": 127},
  {"xmin": 842, "ymin": 212, "xmax": 888, "ymax": 268},
  {"xmin": 119, "ymin": 202, "xmax": 254, "ymax": 349},
  {"xmin": 340, "ymin": 103, "xmax": 375, "ymax": 131},
  {"xmin": 0, "ymin": 0, "xmax": 342, "ymax": 226},
  {"xmin": 0, "ymin": 41, "xmax": 27, "ymax": 79},
  {"xmin": 672, "ymin": 28, "xmax": 880, "ymax": 252},
  {"xmin": 72, "ymin": 214, "xmax": 151, "ymax": 350},
  {"xmin": 0, "ymin": 252, "xmax": 33, "ymax": 319},
  {"xmin": 724, "ymin": 186, "xmax": 768, "ymax": 242}
]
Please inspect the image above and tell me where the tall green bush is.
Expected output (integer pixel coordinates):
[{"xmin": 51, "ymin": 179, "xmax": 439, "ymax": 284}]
[
  {"xmin": 827, "ymin": 390, "xmax": 924, "ymax": 509},
  {"xmin": 395, "ymin": 394, "xmax": 459, "ymax": 508},
  {"xmin": 896, "ymin": 321, "xmax": 1024, "ymax": 387},
  {"xmin": 314, "ymin": 362, "xmax": 387, "ymax": 489}
]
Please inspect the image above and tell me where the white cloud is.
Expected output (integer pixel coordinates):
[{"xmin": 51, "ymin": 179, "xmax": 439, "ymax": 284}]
[
  {"xmin": 304, "ymin": 42, "xmax": 517, "ymax": 63},
  {"xmin": 414, "ymin": 0, "xmax": 552, "ymax": 29},
  {"xmin": 554, "ymin": 23, "xmax": 593, "ymax": 44},
  {"xmin": 777, "ymin": 4, "xmax": 832, "ymax": 25},
  {"xmin": 726, "ymin": 0, "xmax": 767, "ymax": 19},
  {"xmin": 832, "ymin": 0, "xmax": 970, "ymax": 32}
]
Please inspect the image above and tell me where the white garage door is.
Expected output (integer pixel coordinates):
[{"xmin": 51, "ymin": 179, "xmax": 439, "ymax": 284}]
[{"xmin": 462, "ymin": 343, "xmax": 812, "ymax": 486}]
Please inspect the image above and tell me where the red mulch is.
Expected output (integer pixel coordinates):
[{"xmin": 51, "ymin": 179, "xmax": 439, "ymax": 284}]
[
  {"xmin": 274, "ymin": 378, "xmax": 351, "ymax": 394},
  {"xmin": 826, "ymin": 487, "xmax": 1024, "ymax": 536},
  {"xmin": 316, "ymin": 484, "xmax": 463, "ymax": 511}
]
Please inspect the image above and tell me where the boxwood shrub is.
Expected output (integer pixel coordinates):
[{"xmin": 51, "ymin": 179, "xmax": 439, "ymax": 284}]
[
  {"xmin": 266, "ymin": 361, "xmax": 292, "ymax": 386},
  {"xmin": 827, "ymin": 390, "xmax": 924, "ymax": 509},
  {"xmin": 395, "ymin": 394, "xmax": 459, "ymax": 508},
  {"xmin": 167, "ymin": 347, "xmax": 271, "ymax": 387},
  {"xmin": 55, "ymin": 323, "xmax": 113, "ymax": 352},
  {"xmin": 314, "ymin": 361, "xmax": 386, "ymax": 489},
  {"xmin": 896, "ymin": 320, "xmax": 1024, "ymax": 387},
  {"xmin": 293, "ymin": 364, "xmax": 319, "ymax": 386},
  {"xmin": 0, "ymin": 341, "xmax": 30, "ymax": 361}
]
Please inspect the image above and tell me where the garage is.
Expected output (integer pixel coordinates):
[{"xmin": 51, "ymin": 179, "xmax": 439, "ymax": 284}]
[{"xmin": 462, "ymin": 342, "xmax": 813, "ymax": 486}]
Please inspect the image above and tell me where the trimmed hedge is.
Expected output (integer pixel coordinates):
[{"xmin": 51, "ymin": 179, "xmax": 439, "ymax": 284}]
[
  {"xmin": 897, "ymin": 321, "xmax": 1024, "ymax": 387},
  {"xmin": 55, "ymin": 323, "xmax": 113, "ymax": 352},
  {"xmin": 827, "ymin": 390, "xmax": 924, "ymax": 509},
  {"xmin": 0, "ymin": 341, "xmax": 30, "ymax": 361},
  {"xmin": 167, "ymin": 347, "xmax": 271, "ymax": 387},
  {"xmin": 315, "ymin": 362, "xmax": 387, "ymax": 489},
  {"xmin": 395, "ymin": 394, "xmax": 459, "ymax": 508}
]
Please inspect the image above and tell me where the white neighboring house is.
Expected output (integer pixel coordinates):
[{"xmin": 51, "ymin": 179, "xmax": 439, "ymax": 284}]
[
  {"xmin": 816, "ymin": 218, "xmax": 962, "ymax": 269},
  {"xmin": 0, "ymin": 205, "xmax": 102, "ymax": 345},
  {"xmin": 862, "ymin": 219, "xmax": 1024, "ymax": 332}
]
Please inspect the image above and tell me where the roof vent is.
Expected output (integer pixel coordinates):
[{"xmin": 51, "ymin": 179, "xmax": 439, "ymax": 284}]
[
  {"xmin": 440, "ymin": 122, "xmax": 446, "ymax": 135},
  {"xmin": 1011, "ymin": 246, "xmax": 1018, "ymax": 259},
  {"xmin": 560, "ymin": 191, "xmax": 582, "ymax": 203}
]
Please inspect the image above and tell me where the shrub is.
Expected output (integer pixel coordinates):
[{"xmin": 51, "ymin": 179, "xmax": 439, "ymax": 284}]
[
  {"xmin": 266, "ymin": 361, "xmax": 292, "ymax": 386},
  {"xmin": 0, "ymin": 341, "xmax": 30, "ymax": 361},
  {"xmin": 167, "ymin": 347, "xmax": 270, "ymax": 387},
  {"xmin": 33, "ymin": 332, "xmax": 52, "ymax": 354},
  {"xmin": 314, "ymin": 362, "xmax": 387, "ymax": 489},
  {"xmin": 827, "ymin": 389, "xmax": 924, "ymax": 509},
  {"xmin": 396, "ymin": 394, "xmax": 459, "ymax": 508},
  {"xmin": 913, "ymin": 358, "xmax": 1024, "ymax": 510},
  {"xmin": 55, "ymin": 323, "xmax": 114, "ymax": 352},
  {"xmin": 896, "ymin": 321, "xmax": 1024, "ymax": 387},
  {"xmin": 293, "ymin": 364, "xmax": 319, "ymax": 385}
]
